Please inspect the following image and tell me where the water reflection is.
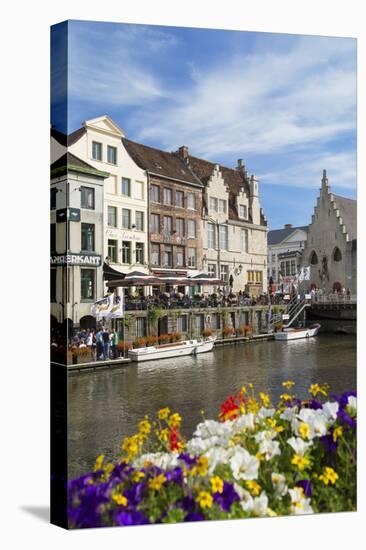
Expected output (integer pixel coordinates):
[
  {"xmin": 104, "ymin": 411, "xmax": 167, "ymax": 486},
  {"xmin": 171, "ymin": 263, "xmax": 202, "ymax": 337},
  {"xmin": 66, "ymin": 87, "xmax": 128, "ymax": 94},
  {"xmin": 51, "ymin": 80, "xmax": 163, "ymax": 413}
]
[{"xmin": 68, "ymin": 334, "xmax": 356, "ymax": 478}]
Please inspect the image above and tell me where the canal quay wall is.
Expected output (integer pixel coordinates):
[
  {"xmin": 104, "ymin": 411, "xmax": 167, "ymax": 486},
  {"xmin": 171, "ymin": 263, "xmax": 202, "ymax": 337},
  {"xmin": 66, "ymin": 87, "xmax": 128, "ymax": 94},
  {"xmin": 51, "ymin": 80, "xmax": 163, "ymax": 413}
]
[{"xmin": 117, "ymin": 305, "xmax": 287, "ymax": 344}]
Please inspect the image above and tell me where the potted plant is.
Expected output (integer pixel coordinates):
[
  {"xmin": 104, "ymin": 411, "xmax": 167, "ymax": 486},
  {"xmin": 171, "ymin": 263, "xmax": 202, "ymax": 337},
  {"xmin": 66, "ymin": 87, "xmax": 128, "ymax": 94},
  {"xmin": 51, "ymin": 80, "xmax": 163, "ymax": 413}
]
[
  {"xmin": 145, "ymin": 335, "xmax": 158, "ymax": 347},
  {"xmin": 202, "ymin": 328, "xmax": 213, "ymax": 338},
  {"xmin": 222, "ymin": 326, "xmax": 235, "ymax": 338},
  {"xmin": 171, "ymin": 331, "xmax": 183, "ymax": 342},
  {"xmin": 236, "ymin": 325, "xmax": 246, "ymax": 336},
  {"xmin": 244, "ymin": 324, "xmax": 253, "ymax": 336},
  {"xmin": 158, "ymin": 333, "xmax": 170, "ymax": 344},
  {"xmin": 133, "ymin": 337, "xmax": 147, "ymax": 348},
  {"xmin": 117, "ymin": 341, "xmax": 132, "ymax": 357}
]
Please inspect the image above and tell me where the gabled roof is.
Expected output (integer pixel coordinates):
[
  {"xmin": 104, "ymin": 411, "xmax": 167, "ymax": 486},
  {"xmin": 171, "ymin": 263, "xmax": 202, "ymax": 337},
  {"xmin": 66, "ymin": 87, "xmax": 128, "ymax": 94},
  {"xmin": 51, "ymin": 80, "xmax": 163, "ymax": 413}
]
[
  {"xmin": 268, "ymin": 226, "xmax": 308, "ymax": 245},
  {"xmin": 51, "ymin": 127, "xmax": 86, "ymax": 146},
  {"xmin": 122, "ymin": 138, "xmax": 202, "ymax": 187},
  {"xmin": 50, "ymin": 152, "xmax": 109, "ymax": 179},
  {"xmin": 333, "ymin": 194, "xmax": 357, "ymax": 241}
]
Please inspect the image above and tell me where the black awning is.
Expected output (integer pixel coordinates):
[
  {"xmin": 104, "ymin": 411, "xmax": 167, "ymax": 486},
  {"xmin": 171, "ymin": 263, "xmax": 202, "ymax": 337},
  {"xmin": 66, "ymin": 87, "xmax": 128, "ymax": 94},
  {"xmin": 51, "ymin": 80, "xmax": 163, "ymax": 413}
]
[{"xmin": 103, "ymin": 262, "xmax": 126, "ymax": 281}]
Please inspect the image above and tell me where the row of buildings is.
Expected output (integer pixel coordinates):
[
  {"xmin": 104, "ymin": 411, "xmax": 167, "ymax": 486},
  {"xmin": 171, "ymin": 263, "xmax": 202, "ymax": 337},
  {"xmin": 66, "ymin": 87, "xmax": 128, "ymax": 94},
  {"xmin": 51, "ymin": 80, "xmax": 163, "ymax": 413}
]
[
  {"xmin": 51, "ymin": 115, "xmax": 356, "ymax": 331},
  {"xmin": 51, "ymin": 115, "xmax": 268, "ymax": 329}
]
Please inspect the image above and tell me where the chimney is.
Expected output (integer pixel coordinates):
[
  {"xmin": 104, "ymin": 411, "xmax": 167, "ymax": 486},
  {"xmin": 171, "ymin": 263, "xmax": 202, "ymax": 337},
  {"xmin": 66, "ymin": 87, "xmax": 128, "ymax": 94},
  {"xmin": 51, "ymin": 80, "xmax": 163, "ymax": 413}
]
[
  {"xmin": 237, "ymin": 158, "xmax": 244, "ymax": 169},
  {"xmin": 178, "ymin": 145, "xmax": 189, "ymax": 160},
  {"xmin": 284, "ymin": 224, "xmax": 293, "ymax": 229}
]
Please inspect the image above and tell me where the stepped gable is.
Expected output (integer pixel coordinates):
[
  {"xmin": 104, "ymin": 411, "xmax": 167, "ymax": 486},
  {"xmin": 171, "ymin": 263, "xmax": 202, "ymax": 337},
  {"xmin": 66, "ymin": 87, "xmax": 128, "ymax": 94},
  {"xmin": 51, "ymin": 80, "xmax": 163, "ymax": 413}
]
[
  {"xmin": 122, "ymin": 138, "xmax": 202, "ymax": 187},
  {"xmin": 332, "ymin": 194, "xmax": 357, "ymax": 241}
]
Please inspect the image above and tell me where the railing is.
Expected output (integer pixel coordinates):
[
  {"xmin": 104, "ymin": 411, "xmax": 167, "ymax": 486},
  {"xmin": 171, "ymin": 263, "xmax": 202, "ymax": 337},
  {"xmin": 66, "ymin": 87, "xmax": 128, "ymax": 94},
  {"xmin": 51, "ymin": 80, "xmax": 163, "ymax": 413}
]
[{"xmin": 312, "ymin": 294, "xmax": 356, "ymax": 305}]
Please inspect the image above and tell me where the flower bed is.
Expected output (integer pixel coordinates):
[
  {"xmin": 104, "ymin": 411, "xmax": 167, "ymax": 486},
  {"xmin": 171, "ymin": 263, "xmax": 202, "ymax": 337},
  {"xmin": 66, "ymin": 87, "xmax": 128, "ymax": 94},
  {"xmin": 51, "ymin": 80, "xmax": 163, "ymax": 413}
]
[{"xmin": 68, "ymin": 382, "xmax": 356, "ymax": 528}]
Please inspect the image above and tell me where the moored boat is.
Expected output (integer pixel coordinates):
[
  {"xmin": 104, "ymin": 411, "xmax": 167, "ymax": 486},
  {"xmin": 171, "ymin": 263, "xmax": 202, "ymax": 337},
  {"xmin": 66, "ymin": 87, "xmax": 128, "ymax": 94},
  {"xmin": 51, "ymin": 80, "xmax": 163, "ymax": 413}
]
[
  {"xmin": 274, "ymin": 323, "xmax": 321, "ymax": 341},
  {"xmin": 128, "ymin": 336, "xmax": 216, "ymax": 362}
]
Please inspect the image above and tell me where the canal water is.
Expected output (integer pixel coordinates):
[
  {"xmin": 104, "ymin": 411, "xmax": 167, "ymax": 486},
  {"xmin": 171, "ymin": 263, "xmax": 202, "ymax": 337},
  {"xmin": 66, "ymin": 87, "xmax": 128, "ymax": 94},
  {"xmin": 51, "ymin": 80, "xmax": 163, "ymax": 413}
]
[{"xmin": 68, "ymin": 334, "xmax": 356, "ymax": 479}]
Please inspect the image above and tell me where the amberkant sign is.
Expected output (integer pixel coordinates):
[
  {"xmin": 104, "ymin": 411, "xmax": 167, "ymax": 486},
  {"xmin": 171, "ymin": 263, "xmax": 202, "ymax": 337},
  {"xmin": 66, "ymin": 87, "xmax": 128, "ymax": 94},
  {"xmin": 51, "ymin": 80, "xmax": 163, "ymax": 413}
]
[{"xmin": 50, "ymin": 254, "xmax": 102, "ymax": 266}]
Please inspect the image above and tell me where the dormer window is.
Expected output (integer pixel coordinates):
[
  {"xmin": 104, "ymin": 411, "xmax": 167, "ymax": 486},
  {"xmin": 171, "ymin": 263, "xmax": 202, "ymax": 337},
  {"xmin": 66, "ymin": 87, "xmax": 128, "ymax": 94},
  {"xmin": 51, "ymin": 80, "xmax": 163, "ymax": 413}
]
[
  {"xmin": 239, "ymin": 204, "xmax": 247, "ymax": 219},
  {"xmin": 218, "ymin": 199, "xmax": 226, "ymax": 213}
]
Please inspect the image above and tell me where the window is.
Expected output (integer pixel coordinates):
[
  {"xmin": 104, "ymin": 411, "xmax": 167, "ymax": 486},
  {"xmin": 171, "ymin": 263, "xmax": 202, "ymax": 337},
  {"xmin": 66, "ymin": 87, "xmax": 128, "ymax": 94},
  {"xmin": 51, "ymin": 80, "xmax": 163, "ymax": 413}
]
[
  {"xmin": 220, "ymin": 265, "xmax": 229, "ymax": 283},
  {"xmin": 177, "ymin": 315, "xmax": 188, "ymax": 332},
  {"xmin": 333, "ymin": 247, "xmax": 342, "ymax": 262},
  {"xmin": 50, "ymin": 268, "xmax": 56, "ymax": 302},
  {"xmin": 122, "ymin": 241, "xmax": 131, "ymax": 264},
  {"xmin": 188, "ymin": 247, "xmax": 196, "ymax": 267},
  {"xmin": 241, "ymin": 229, "xmax": 248, "ymax": 253},
  {"xmin": 291, "ymin": 259, "xmax": 297, "ymax": 276},
  {"xmin": 135, "ymin": 211, "xmax": 144, "ymax": 231},
  {"xmin": 81, "ymin": 223, "xmax": 94, "ymax": 252},
  {"xmin": 122, "ymin": 208, "xmax": 131, "ymax": 229},
  {"xmin": 135, "ymin": 243, "xmax": 144, "ymax": 264},
  {"xmin": 81, "ymin": 269, "xmax": 95, "ymax": 300},
  {"xmin": 187, "ymin": 192, "xmax": 195, "ymax": 209},
  {"xmin": 80, "ymin": 187, "xmax": 95, "ymax": 209},
  {"xmin": 239, "ymin": 204, "xmax": 247, "ymax": 219},
  {"xmin": 247, "ymin": 271, "xmax": 262, "ymax": 284},
  {"xmin": 219, "ymin": 225, "xmax": 228, "ymax": 250},
  {"xmin": 176, "ymin": 218, "xmax": 184, "ymax": 237},
  {"xmin": 310, "ymin": 251, "xmax": 318, "ymax": 265},
  {"xmin": 150, "ymin": 213, "xmax": 160, "ymax": 233},
  {"xmin": 121, "ymin": 177, "xmax": 131, "ymax": 196},
  {"xmin": 218, "ymin": 199, "xmax": 226, "ymax": 213},
  {"xmin": 163, "ymin": 188, "xmax": 172, "ymax": 205},
  {"xmin": 176, "ymin": 190, "xmax": 184, "ymax": 207},
  {"xmin": 108, "ymin": 206, "xmax": 117, "ymax": 227},
  {"xmin": 255, "ymin": 271, "xmax": 263, "ymax": 283},
  {"xmin": 163, "ymin": 216, "xmax": 172, "ymax": 234},
  {"xmin": 188, "ymin": 220, "xmax": 196, "ymax": 238},
  {"xmin": 136, "ymin": 317, "xmax": 146, "ymax": 337},
  {"xmin": 50, "ymin": 223, "xmax": 56, "ymax": 252},
  {"xmin": 164, "ymin": 245, "xmax": 172, "ymax": 267},
  {"xmin": 271, "ymin": 253, "xmax": 276, "ymax": 262},
  {"xmin": 176, "ymin": 246, "xmax": 184, "ymax": 266},
  {"xmin": 151, "ymin": 244, "xmax": 160, "ymax": 266},
  {"xmin": 208, "ymin": 223, "xmax": 216, "ymax": 249},
  {"xmin": 92, "ymin": 141, "xmax": 102, "ymax": 161},
  {"xmin": 108, "ymin": 239, "xmax": 118, "ymax": 263},
  {"xmin": 134, "ymin": 181, "xmax": 144, "ymax": 200},
  {"xmin": 210, "ymin": 197, "xmax": 218, "ymax": 211},
  {"xmin": 150, "ymin": 184, "xmax": 160, "ymax": 202},
  {"xmin": 208, "ymin": 264, "xmax": 216, "ymax": 277},
  {"xmin": 50, "ymin": 188, "xmax": 57, "ymax": 210},
  {"xmin": 211, "ymin": 313, "xmax": 220, "ymax": 330},
  {"xmin": 107, "ymin": 145, "xmax": 117, "ymax": 165}
]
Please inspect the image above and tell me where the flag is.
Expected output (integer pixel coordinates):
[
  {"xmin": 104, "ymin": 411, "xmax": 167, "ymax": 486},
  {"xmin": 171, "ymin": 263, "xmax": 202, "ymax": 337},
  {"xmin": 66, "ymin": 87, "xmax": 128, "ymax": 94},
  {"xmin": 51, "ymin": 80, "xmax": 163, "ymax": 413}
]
[
  {"xmin": 303, "ymin": 266, "xmax": 310, "ymax": 281},
  {"xmin": 91, "ymin": 294, "xmax": 113, "ymax": 319},
  {"xmin": 107, "ymin": 293, "xmax": 124, "ymax": 319}
]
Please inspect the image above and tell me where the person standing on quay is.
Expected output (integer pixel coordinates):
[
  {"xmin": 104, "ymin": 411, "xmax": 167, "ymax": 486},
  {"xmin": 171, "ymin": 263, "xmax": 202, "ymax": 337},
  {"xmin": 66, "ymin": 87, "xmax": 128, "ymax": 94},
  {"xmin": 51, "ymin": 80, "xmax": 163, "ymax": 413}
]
[
  {"xmin": 96, "ymin": 327, "xmax": 103, "ymax": 360},
  {"xmin": 102, "ymin": 327, "xmax": 110, "ymax": 361}
]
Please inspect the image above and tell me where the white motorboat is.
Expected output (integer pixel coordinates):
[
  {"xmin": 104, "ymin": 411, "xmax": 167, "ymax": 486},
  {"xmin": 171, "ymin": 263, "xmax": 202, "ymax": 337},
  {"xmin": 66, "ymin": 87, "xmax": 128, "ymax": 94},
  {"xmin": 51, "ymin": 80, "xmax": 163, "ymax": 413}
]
[
  {"xmin": 274, "ymin": 323, "xmax": 321, "ymax": 341},
  {"xmin": 128, "ymin": 336, "xmax": 216, "ymax": 362}
]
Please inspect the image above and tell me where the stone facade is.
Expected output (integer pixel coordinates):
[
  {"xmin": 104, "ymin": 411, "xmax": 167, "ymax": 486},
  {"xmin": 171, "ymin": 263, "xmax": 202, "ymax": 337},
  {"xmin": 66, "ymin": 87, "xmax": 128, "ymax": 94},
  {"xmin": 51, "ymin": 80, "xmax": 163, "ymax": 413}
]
[
  {"xmin": 301, "ymin": 171, "xmax": 356, "ymax": 294},
  {"xmin": 268, "ymin": 224, "xmax": 308, "ymax": 291}
]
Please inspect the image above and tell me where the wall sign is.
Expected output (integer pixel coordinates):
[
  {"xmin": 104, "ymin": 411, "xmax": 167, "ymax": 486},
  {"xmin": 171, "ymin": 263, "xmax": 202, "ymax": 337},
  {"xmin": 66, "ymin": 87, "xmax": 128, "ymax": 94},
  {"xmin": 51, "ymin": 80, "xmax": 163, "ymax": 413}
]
[
  {"xmin": 56, "ymin": 208, "xmax": 81, "ymax": 223},
  {"xmin": 50, "ymin": 254, "xmax": 102, "ymax": 266}
]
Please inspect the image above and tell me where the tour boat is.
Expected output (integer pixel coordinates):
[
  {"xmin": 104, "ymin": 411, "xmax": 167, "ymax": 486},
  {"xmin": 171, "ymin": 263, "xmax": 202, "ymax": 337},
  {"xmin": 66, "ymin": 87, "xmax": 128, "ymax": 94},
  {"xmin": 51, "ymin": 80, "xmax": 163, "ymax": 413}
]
[
  {"xmin": 128, "ymin": 336, "xmax": 216, "ymax": 363},
  {"xmin": 274, "ymin": 323, "xmax": 321, "ymax": 341}
]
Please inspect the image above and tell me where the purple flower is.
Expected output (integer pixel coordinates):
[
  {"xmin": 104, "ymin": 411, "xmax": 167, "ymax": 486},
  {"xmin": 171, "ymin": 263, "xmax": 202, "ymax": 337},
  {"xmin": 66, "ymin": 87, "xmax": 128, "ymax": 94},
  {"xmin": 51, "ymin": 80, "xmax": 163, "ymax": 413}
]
[
  {"xmin": 320, "ymin": 433, "xmax": 338, "ymax": 455},
  {"xmin": 165, "ymin": 467, "xmax": 183, "ymax": 484},
  {"xmin": 337, "ymin": 409, "xmax": 356, "ymax": 430},
  {"xmin": 213, "ymin": 482, "xmax": 239, "ymax": 512},
  {"xmin": 124, "ymin": 482, "xmax": 147, "ymax": 506},
  {"xmin": 307, "ymin": 399, "xmax": 322, "ymax": 410},
  {"xmin": 68, "ymin": 484, "xmax": 110, "ymax": 528},
  {"xmin": 178, "ymin": 496, "xmax": 196, "ymax": 512},
  {"xmin": 178, "ymin": 453, "xmax": 198, "ymax": 465},
  {"xmin": 184, "ymin": 512, "xmax": 204, "ymax": 522},
  {"xmin": 117, "ymin": 511, "xmax": 150, "ymax": 526},
  {"xmin": 296, "ymin": 479, "xmax": 312, "ymax": 498}
]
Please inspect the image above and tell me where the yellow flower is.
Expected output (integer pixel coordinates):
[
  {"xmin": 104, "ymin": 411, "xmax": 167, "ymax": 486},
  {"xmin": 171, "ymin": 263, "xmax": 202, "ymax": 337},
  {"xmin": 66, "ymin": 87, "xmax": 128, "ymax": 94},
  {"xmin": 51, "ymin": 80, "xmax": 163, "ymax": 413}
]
[
  {"xmin": 103, "ymin": 463, "xmax": 114, "ymax": 475},
  {"xmin": 245, "ymin": 480, "xmax": 261, "ymax": 496},
  {"xmin": 159, "ymin": 428, "xmax": 169, "ymax": 442},
  {"xmin": 192, "ymin": 456, "xmax": 209, "ymax": 477},
  {"xmin": 309, "ymin": 384, "xmax": 328, "ymax": 397},
  {"xmin": 168, "ymin": 413, "xmax": 182, "ymax": 428},
  {"xmin": 241, "ymin": 386, "xmax": 247, "ymax": 394},
  {"xmin": 319, "ymin": 467, "xmax": 339, "ymax": 486},
  {"xmin": 210, "ymin": 476, "xmax": 224, "ymax": 494},
  {"xmin": 275, "ymin": 425, "xmax": 285, "ymax": 433},
  {"xmin": 333, "ymin": 426, "xmax": 343, "ymax": 442},
  {"xmin": 112, "ymin": 494, "xmax": 128, "ymax": 507},
  {"xmin": 157, "ymin": 407, "xmax": 170, "ymax": 420},
  {"xmin": 132, "ymin": 470, "xmax": 145, "ymax": 482},
  {"xmin": 248, "ymin": 383, "xmax": 254, "ymax": 389},
  {"xmin": 247, "ymin": 397, "xmax": 260, "ymax": 414},
  {"xmin": 196, "ymin": 491, "xmax": 213, "ymax": 509},
  {"xmin": 93, "ymin": 454, "xmax": 104, "ymax": 471},
  {"xmin": 299, "ymin": 422, "xmax": 311, "ymax": 440},
  {"xmin": 148, "ymin": 474, "xmax": 166, "ymax": 491},
  {"xmin": 259, "ymin": 392, "xmax": 271, "ymax": 408},
  {"xmin": 138, "ymin": 419, "xmax": 151, "ymax": 436},
  {"xmin": 282, "ymin": 380, "xmax": 295, "ymax": 390},
  {"xmin": 122, "ymin": 435, "xmax": 141, "ymax": 458},
  {"xmin": 291, "ymin": 454, "xmax": 311, "ymax": 471},
  {"xmin": 280, "ymin": 393, "xmax": 293, "ymax": 402}
]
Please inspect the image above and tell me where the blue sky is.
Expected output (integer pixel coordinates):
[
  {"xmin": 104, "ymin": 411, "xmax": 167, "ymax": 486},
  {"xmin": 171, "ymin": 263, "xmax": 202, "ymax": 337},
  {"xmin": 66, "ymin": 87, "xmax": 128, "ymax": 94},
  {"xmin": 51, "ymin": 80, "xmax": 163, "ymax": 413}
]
[{"xmin": 51, "ymin": 20, "xmax": 356, "ymax": 230}]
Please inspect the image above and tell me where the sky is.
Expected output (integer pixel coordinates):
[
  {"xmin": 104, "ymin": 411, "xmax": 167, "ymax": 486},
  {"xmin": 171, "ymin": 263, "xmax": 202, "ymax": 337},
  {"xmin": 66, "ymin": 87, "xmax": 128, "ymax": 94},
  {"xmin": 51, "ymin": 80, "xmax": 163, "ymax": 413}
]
[{"xmin": 51, "ymin": 20, "xmax": 357, "ymax": 230}]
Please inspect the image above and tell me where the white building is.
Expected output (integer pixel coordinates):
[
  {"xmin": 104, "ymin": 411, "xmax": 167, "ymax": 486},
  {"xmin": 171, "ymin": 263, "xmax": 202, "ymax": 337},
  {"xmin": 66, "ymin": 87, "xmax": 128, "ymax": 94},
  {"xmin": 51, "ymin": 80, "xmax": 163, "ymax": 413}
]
[
  {"xmin": 267, "ymin": 224, "xmax": 308, "ymax": 290},
  {"xmin": 51, "ymin": 116, "xmax": 149, "ymax": 297}
]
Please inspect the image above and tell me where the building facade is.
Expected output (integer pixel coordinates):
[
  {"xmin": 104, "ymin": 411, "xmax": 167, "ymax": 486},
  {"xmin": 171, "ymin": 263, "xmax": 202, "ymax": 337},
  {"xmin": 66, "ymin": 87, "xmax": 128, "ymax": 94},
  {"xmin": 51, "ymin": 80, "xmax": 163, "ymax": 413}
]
[
  {"xmin": 301, "ymin": 170, "xmax": 356, "ymax": 294},
  {"xmin": 50, "ymin": 153, "xmax": 108, "ymax": 330},
  {"xmin": 122, "ymin": 140, "xmax": 204, "ymax": 283},
  {"xmin": 267, "ymin": 224, "xmax": 308, "ymax": 291},
  {"xmin": 51, "ymin": 116, "xmax": 149, "ymax": 288}
]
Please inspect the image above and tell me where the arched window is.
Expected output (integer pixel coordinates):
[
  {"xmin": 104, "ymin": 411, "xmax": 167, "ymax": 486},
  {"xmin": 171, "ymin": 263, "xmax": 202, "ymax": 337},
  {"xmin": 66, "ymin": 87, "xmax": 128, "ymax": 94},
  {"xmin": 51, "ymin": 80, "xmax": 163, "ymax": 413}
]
[
  {"xmin": 333, "ymin": 247, "xmax": 342, "ymax": 262},
  {"xmin": 310, "ymin": 251, "xmax": 318, "ymax": 265}
]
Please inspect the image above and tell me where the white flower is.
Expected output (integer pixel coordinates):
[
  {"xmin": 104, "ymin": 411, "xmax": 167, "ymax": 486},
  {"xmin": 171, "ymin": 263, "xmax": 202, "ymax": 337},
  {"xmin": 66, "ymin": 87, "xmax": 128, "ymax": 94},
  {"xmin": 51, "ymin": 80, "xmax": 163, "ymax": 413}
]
[
  {"xmin": 194, "ymin": 419, "xmax": 232, "ymax": 440},
  {"xmin": 271, "ymin": 473, "xmax": 288, "ymax": 497},
  {"xmin": 186, "ymin": 436, "xmax": 212, "ymax": 454},
  {"xmin": 233, "ymin": 413, "xmax": 255, "ymax": 432},
  {"xmin": 203, "ymin": 446, "xmax": 233, "ymax": 473},
  {"xmin": 233, "ymin": 482, "xmax": 252, "ymax": 502},
  {"xmin": 133, "ymin": 452, "xmax": 179, "ymax": 470},
  {"xmin": 280, "ymin": 406, "xmax": 298, "ymax": 422},
  {"xmin": 230, "ymin": 447, "xmax": 259, "ymax": 481},
  {"xmin": 287, "ymin": 437, "xmax": 313, "ymax": 456},
  {"xmin": 257, "ymin": 407, "xmax": 276, "ymax": 420},
  {"xmin": 258, "ymin": 438, "xmax": 281, "ymax": 460},
  {"xmin": 296, "ymin": 409, "xmax": 328, "ymax": 439},
  {"xmin": 347, "ymin": 396, "xmax": 357, "ymax": 414},
  {"xmin": 241, "ymin": 492, "xmax": 270, "ymax": 517},
  {"xmin": 288, "ymin": 487, "xmax": 313, "ymax": 515},
  {"xmin": 322, "ymin": 401, "xmax": 339, "ymax": 421}
]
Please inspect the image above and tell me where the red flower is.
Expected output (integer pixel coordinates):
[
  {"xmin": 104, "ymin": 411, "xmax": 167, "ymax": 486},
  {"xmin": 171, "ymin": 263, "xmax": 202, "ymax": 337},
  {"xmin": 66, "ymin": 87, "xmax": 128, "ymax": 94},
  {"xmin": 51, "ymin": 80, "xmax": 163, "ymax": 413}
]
[
  {"xmin": 169, "ymin": 427, "xmax": 182, "ymax": 451},
  {"xmin": 219, "ymin": 392, "xmax": 247, "ymax": 422}
]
